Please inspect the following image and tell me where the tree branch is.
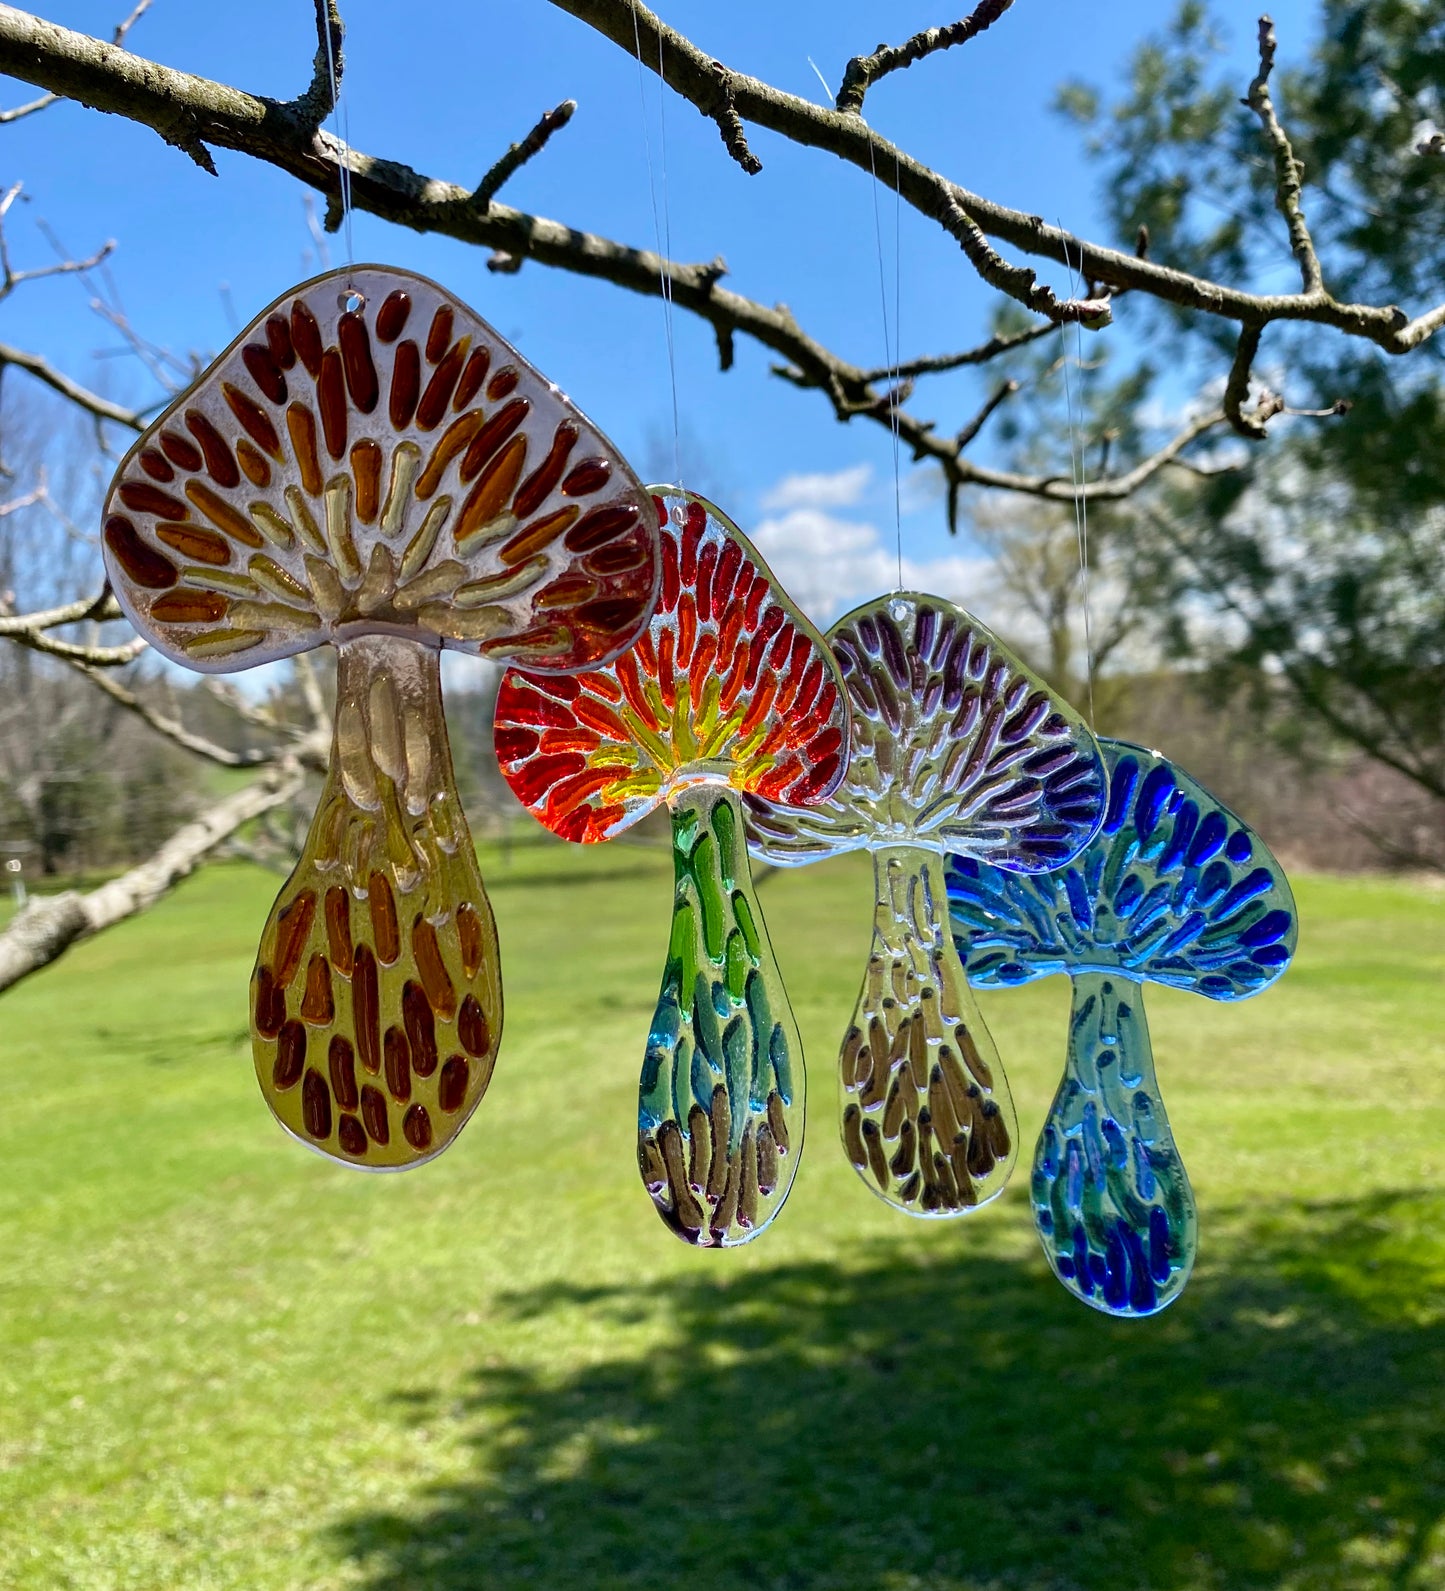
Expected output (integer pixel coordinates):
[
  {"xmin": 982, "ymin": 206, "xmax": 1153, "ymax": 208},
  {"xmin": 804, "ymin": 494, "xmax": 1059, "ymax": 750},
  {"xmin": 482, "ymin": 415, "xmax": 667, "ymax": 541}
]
[
  {"xmin": 1243, "ymin": 14, "xmax": 1323, "ymax": 297},
  {"xmin": 294, "ymin": 0, "xmax": 344, "ymax": 134},
  {"xmin": 954, "ymin": 377, "xmax": 1020, "ymax": 450},
  {"xmin": 0, "ymin": 0, "xmax": 148, "ymax": 122},
  {"xmin": 67, "ymin": 661, "xmax": 278, "ymax": 769},
  {"xmin": 0, "ymin": 0, "xmax": 1433, "ymax": 519},
  {"xmin": 0, "ymin": 764, "xmax": 301, "ymax": 994},
  {"xmin": 474, "ymin": 99, "xmax": 576, "ymax": 209},
  {"xmin": 860, "ymin": 318, "xmax": 1056, "ymax": 382},
  {"xmin": 836, "ymin": 0, "xmax": 1015, "ymax": 117},
  {"xmin": 6, "ymin": 626, "xmax": 146, "ymax": 665},
  {"xmin": 0, "ymin": 589, "xmax": 120, "ymax": 636},
  {"xmin": 546, "ymin": 0, "xmax": 1444, "ymax": 350},
  {"xmin": 0, "ymin": 339, "xmax": 146, "ymax": 429}
]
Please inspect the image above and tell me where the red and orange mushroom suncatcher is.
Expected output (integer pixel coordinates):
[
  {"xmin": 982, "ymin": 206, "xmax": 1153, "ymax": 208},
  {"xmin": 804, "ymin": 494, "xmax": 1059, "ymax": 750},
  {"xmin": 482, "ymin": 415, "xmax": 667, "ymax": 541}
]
[
  {"xmin": 494, "ymin": 492, "xmax": 850, "ymax": 1246},
  {"xmin": 101, "ymin": 265, "xmax": 660, "ymax": 1170}
]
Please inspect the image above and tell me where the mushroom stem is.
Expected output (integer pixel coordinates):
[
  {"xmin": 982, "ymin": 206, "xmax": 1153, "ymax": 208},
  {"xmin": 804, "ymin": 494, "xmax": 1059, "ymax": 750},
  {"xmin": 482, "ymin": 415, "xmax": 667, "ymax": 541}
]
[
  {"xmin": 839, "ymin": 845, "xmax": 1017, "ymax": 1215},
  {"xmin": 1033, "ymin": 972, "xmax": 1197, "ymax": 1316},
  {"xmin": 637, "ymin": 783, "xmax": 804, "ymax": 1247},
  {"xmin": 250, "ymin": 633, "xmax": 503, "ymax": 1169}
]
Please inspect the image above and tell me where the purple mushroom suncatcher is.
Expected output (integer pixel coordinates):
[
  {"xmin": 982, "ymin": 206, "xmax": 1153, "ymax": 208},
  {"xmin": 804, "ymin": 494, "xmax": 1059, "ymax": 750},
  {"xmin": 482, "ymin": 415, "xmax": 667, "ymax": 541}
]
[
  {"xmin": 746, "ymin": 593, "xmax": 1106, "ymax": 1217},
  {"xmin": 946, "ymin": 740, "xmax": 1298, "ymax": 1316}
]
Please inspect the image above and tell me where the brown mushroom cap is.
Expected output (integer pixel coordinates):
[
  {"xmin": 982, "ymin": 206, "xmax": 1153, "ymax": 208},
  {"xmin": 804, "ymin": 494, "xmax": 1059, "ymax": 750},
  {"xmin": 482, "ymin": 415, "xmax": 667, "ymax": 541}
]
[{"xmin": 102, "ymin": 265, "xmax": 659, "ymax": 674}]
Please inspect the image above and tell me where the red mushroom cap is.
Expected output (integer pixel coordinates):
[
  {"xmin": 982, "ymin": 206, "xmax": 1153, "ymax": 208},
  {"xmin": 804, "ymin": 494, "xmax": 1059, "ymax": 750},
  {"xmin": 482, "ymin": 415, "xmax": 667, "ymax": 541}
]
[{"xmin": 494, "ymin": 491, "xmax": 850, "ymax": 841}]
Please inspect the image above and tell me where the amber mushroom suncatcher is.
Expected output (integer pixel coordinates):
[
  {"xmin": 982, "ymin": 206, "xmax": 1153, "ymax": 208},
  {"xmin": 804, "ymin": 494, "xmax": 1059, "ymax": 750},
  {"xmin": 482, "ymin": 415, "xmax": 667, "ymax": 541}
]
[
  {"xmin": 493, "ymin": 491, "xmax": 849, "ymax": 1246},
  {"xmin": 102, "ymin": 265, "xmax": 660, "ymax": 1168},
  {"xmin": 746, "ymin": 592, "xmax": 1107, "ymax": 1216}
]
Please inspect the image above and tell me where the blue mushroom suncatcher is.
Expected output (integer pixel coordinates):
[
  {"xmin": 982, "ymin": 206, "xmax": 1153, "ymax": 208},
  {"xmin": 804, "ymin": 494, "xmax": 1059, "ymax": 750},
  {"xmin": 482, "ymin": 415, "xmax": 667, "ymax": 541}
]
[{"xmin": 945, "ymin": 740, "xmax": 1297, "ymax": 1316}]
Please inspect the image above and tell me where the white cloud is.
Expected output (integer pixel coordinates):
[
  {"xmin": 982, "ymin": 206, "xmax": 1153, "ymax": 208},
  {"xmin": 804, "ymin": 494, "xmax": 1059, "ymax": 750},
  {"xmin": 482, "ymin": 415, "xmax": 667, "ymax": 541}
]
[
  {"xmin": 749, "ymin": 505, "xmax": 989, "ymax": 627},
  {"xmin": 759, "ymin": 463, "xmax": 872, "ymax": 513}
]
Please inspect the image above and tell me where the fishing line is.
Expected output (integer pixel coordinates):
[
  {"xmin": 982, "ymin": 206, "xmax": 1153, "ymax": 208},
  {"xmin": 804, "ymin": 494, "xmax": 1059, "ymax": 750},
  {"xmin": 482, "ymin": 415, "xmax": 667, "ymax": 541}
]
[
  {"xmin": 866, "ymin": 133, "xmax": 904, "ymax": 591},
  {"xmin": 1058, "ymin": 232, "xmax": 1096, "ymax": 730},
  {"xmin": 630, "ymin": 3, "xmax": 685, "ymax": 494}
]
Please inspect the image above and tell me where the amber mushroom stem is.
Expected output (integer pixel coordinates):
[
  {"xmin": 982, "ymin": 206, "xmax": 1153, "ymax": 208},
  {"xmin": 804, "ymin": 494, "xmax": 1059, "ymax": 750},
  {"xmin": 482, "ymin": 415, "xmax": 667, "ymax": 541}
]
[
  {"xmin": 250, "ymin": 632, "xmax": 503, "ymax": 1168},
  {"xmin": 637, "ymin": 783, "xmax": 805, "ymax": 1246},
  {"xmin": 839, "ymin": 844, "xmax": 1017, "ymax": 1215}
]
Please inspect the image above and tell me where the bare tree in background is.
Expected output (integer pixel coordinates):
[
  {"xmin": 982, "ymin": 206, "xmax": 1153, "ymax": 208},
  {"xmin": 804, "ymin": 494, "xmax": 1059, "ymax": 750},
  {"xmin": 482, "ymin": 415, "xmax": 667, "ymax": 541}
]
[{"xmin": 1, "ymin": 0, "xmax": 1443, "ymax": 993}]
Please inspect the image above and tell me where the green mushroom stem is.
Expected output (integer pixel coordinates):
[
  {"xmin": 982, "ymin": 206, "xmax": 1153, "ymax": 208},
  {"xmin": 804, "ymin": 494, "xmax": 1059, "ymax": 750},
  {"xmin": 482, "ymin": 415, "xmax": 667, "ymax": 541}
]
[
  {"xmin": 636, "ymin": 782, "xmax": 803, "ymax": 1247},
  {"xmin": 838, "ymin": 845, "xmax": 1018, "ymax": 1215},
  {"xmin": 1033, "ymin": 971, "xmax": 1197, "ymax": 1316}
]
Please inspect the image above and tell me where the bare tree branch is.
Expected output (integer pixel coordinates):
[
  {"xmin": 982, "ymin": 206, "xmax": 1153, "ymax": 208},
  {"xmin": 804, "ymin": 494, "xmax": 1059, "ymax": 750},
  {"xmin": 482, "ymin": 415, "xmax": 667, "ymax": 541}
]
[
  {"xmin": 1223, "ymin": 324, "xmax": 1270, "ymax": 440},
  {"xmin": 0, "ymin": 0, "xmax": 1433, "ymax": 505},
  {"xmin": 0, "ymin": 0, "xmax": 148, "ymax": 122},
  {"xmin": 0, "ymin": 88, "xmax": 53, "ymax": 123},
  {"xmin": 6, "ymin": 626, "xmax": 145, "ymax": 665},
  {"xmin": 954, "ymin": 377, "xmax": 1020, "ymax": 450},
  {"xmin": 1244, "ymin": 14, "xmax": 1324, "ymax": 297},
  {"xmin": 67, "ymin": 661, "xmax": 279, "ymax": 769},
  {"xmin": 860, "ymin": 318, "xmax": 1056, "ymax": 383},
  {"xmin": 295, "ymin": 0, "xmax": 344, "ymax": 134},
  {"xmin": 474, "ymin": 99, "xmax": 577, "ymax": 209},
  {"xmin": 547, "ymin": 0, "xmax": 1445, "ymax": 350},
  {"xmin": 836, "ymin": 0, "xmax": 1015, "ymax": 116},
  {"xmin": 0, "ymin": 589, "xmax": 119, "ymax": 636},
  {"xmin": 0, "ymin": 339, "xmax": 146, "ymax": 429},
  {"xmin": 703, "ymin": 59, "xmax": 763, "ymax": 176},
  {"xmin": 0, "ymin": 763, "xmax": 301, "ymax": 994}
]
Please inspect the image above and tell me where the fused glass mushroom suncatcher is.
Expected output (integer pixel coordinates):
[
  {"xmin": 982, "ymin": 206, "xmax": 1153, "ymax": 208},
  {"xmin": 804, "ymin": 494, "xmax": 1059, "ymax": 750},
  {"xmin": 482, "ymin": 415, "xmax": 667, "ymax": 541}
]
[
  {"xmin": 746, "ymin": 593, "xmax": 1107, "ymax": 1216},
  {"xmin": 102, "ymin": 264, "xmax": 660, "ymax": 1168},
  {"xmin": 947, "ymin": 739, "xmax": 1298, "ymax": 1316},
  {"xmin": 494, "ymin": 491, "xmax": 849, "ymax": 1246}
]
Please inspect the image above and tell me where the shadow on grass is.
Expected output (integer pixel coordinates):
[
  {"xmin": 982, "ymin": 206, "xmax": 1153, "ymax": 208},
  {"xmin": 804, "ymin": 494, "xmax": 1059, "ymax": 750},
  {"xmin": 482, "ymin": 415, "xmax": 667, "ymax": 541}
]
[{"xmin": 334, "ymin": 1191, "xmax": 1445, "ymax": 1591}]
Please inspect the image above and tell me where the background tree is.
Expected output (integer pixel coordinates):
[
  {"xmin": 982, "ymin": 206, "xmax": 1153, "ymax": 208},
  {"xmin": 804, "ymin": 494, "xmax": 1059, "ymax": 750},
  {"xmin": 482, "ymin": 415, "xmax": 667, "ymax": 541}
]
[{"xmin": 1054, "ymin": 0, "xmax": 1445, "ymax": 839}]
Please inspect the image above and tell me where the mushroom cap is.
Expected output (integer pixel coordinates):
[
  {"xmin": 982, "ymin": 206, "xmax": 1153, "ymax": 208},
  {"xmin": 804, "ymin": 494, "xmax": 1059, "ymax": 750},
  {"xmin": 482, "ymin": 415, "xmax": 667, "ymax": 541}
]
[
  {"xmin": 745, "ymin": 591, "xmax": 1106, "ymax": 869},
  {"xmin": 947, "ymin": 739, "xmax": 1298, "ymax": 999},
  {"xmin": 102, "ymin": 264, "xmax": 659, "ymax": 674},
  {"xmin": 494, "ymin": 490, "xmax": 850, "ymax": 842}
]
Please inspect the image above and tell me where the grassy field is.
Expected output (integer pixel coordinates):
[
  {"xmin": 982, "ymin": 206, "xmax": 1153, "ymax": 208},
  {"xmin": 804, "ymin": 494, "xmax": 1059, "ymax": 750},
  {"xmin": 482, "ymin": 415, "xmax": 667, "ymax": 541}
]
[{"xmin": 0, "ymin": 836, "xmax": 1441, "ymax": 1591}]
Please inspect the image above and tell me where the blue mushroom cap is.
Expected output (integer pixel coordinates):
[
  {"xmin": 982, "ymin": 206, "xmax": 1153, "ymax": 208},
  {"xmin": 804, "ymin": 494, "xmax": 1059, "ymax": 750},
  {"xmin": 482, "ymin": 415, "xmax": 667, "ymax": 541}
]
[{"xmin": 946, "ymin": 739, "xmax": 1298, "ymax": 1000}]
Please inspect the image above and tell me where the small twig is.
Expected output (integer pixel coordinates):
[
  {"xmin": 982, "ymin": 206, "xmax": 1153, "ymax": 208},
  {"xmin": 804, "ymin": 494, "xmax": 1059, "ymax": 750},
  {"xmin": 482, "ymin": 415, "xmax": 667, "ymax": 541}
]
[
  {"xmin": 938, "ymin": 186, "xmax": 1113, "ymax": 328},
  {"xmin": 70, "ymin": 662, "xmax": 273, "ymax": 768},
  {"xmin": 294, "ymin": 0, "xmax": 344, "ymax": 132},
  {"xmin": 1244, "ymin": 14, "xmax": 1323, "ymax": 296},
  {"xmin": 1223, "ymin": 324, "xmax": 1267, "ymax": 438},
  {"xmin": 837, "ymin": 0, "xmax": 1015, "ymax": 116},
  {"xmin": 0, "ymin": 89, "xmax": 55, "ymax": 124},
  {"xmin": 859, "ymin": 318, "xmax": 1055, "ymax": 382},
  {"xmin": 7, "ymin": 628, "xmax": 146, "ymax": 665},
  {"xmin": 474, "ymin": 100, "xmax": 577, "ymax": 209},
  {"xmin": 0, "ymin": 340, "xmax": 145, "ymax": 430},
  {"xmin": 706, "ymin": 60, "xmax": 762, "ymax": 175},
  {"xmin": 0, "ymin": 239, "xmax": 115, "ymax": 303},
  {"xmin": 0, "ymin": 589, "xmax": 119, "ymax": 636},
  {"xmin": 955, "ymin": 378, "xmax": 1020, "ymax": 449}
]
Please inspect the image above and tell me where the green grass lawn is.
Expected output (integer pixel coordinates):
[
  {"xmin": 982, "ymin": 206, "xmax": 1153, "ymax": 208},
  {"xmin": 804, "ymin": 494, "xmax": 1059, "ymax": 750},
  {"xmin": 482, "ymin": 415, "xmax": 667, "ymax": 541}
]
[{"xmin": 0, "ymin": 838, "xmax": 1442, "ymax": 1591}]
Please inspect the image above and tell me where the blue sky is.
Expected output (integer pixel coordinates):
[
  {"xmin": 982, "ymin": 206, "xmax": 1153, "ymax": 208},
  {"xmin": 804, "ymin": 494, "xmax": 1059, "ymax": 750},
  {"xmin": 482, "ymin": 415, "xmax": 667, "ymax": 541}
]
[{"xmin": 1, "ymin": 0, "xmax": 1319, "ymax": 627}]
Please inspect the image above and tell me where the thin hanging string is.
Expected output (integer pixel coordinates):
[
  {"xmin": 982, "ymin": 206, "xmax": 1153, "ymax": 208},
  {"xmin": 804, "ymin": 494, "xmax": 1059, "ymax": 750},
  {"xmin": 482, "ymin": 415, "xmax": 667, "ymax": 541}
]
[
  {"xmin": 630, "ymin": 3, "xmax": 684, "ymax": 494},
  {"xmin": 866, "ymin": 133, "xmax": 904, "ymax": 591},
  {"xmin": 320, "ymin": 10, "xmax": 355, "ymax": 277},
  {"xmin": 1058, "ymin": 232, "xmax": 1096, "ymax": 729}
]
